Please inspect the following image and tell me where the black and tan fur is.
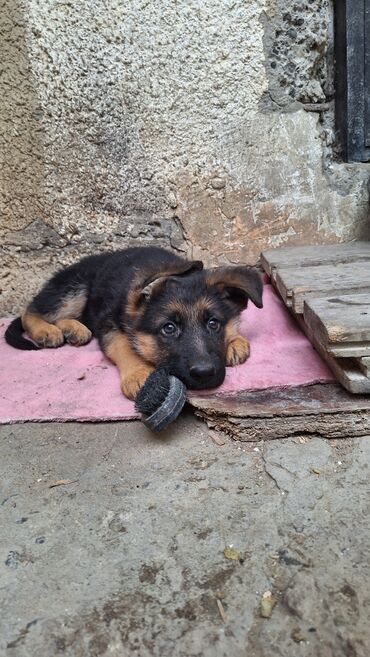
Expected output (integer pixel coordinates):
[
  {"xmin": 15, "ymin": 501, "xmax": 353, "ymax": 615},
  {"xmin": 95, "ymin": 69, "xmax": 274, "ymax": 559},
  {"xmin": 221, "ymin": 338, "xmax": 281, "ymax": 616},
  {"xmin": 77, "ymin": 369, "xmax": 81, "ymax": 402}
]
[{"xmin": 5, "ymin": 247, "xmax": 263, "ymax": 399}]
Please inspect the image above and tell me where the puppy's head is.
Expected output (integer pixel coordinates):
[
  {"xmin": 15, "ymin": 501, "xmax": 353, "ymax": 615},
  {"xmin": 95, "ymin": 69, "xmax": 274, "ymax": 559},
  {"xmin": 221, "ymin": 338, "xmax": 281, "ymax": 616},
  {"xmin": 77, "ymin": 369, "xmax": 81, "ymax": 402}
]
[{"xmin": 127, "ymin": 261, "xmax": 263, "ymax": 390}]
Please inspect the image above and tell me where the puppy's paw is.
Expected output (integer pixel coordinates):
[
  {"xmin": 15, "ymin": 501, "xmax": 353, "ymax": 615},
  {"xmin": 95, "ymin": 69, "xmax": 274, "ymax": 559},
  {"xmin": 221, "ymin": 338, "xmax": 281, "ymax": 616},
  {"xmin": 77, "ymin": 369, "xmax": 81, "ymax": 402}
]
[
  {"xmin": 121, "ymin": 365, "xmax": 155, "ymax": 400},
  {"xmin": 34, "ymin": 325, "xmax": 65, "ymax": 348},
  {"xmin": 226, "ymin": 336, "xmax": 250, "ymax": 366},
  {"xmin": 56, "ymin": 319, "xmax": 92, "ymax": 346}
]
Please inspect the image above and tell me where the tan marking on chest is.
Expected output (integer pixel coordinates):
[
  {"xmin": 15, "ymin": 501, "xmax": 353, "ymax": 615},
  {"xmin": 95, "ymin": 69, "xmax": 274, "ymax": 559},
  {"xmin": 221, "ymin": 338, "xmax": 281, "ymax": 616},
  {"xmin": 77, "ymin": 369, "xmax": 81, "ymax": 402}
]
[{"xmin": 133, "ymin": 332, "xmax": 160, "ymax": 364}]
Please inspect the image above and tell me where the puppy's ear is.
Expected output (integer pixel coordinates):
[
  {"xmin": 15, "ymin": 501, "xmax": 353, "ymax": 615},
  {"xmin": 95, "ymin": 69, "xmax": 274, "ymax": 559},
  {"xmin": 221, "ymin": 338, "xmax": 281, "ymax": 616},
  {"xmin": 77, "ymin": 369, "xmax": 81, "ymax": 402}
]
[
  {"xmin": 141, "ymin": 260, "xmax": 203, "ymax": 301},
  {"xmin": 207, "ymin": 266, "xmax": 263, "ymax": 309}
]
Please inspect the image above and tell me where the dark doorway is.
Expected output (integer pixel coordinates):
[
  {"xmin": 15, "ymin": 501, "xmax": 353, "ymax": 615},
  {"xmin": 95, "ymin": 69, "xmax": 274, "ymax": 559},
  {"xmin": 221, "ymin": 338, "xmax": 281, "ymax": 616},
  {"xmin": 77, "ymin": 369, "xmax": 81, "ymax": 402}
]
[{"xmin": 335, "ymin": 0, "xmax": 370, "ymax": 162}]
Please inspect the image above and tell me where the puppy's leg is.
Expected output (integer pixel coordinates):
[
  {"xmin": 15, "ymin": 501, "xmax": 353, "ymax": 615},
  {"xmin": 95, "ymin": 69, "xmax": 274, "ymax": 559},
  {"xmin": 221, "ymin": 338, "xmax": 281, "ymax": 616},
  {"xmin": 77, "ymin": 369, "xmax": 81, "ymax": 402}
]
[
  {"xmin": 226, "ymin": 336, "xmax": 250, "ymax": 366},
  {"xmin": 22, "ymin": 311, "xmax": 64, "ymax": 348},
  {"xmin": 103, "ymin": 330, "xmax": 155, "ymax": 400},
  {"xmin": 224, "ymin": 318, "xmax": 250, "ymax": 366},
  {"xmin": 22, "ymin": 273, "xmax": 89, "ymax": 348}
]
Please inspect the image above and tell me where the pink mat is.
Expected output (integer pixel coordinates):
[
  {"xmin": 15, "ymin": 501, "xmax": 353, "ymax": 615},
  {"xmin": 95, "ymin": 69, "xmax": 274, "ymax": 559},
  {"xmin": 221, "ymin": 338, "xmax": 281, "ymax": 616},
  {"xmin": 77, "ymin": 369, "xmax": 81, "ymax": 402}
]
[{"xmin": 0, "ymin": 284, "xmax": 334, "ymax": 423}]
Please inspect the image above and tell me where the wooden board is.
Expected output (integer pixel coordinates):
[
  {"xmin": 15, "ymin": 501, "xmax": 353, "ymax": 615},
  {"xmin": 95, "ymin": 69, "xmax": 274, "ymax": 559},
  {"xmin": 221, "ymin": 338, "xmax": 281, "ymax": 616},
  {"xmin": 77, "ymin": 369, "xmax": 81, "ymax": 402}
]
[
  {"xmin": 261, "ymin": 241, "xmax": 370, "ymax": 281},
  {"xmin": 357, "ymin": 357, "xmax": 370, "ymax": 377},
  {"xmin": 327, "ymin": 343, "xmax": 370, "ymax": 358},
  {"xmin": 295, "ymin": 313, "xmax": 370, "ymax": 394},
  {"xmin": 189, "ymin": 383, "xmax": 370, "ymax": 441},
  {"xmin": 304, "ymin": 293, "xmax": 370, "ymax": 344},
  {"xmin": 276, "ymin": 262, "xmax": 370, "ymax": 313}
]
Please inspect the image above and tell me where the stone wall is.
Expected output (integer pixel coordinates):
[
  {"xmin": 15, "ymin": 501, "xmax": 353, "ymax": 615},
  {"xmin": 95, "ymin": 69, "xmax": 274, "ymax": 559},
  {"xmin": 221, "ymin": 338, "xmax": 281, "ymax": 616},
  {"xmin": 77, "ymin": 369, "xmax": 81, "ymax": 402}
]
[{"xmin": 1, "ymin": 0, "xmax": 369, "ymax": 313}]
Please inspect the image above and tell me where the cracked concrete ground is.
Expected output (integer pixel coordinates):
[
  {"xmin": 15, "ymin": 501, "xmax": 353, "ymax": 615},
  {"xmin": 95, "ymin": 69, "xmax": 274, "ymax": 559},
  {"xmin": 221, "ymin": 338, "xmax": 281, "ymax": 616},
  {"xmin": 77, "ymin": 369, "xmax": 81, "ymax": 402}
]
[{"xmin": 1, "ymin": 410, "xmax": 369, "ymax": 657}]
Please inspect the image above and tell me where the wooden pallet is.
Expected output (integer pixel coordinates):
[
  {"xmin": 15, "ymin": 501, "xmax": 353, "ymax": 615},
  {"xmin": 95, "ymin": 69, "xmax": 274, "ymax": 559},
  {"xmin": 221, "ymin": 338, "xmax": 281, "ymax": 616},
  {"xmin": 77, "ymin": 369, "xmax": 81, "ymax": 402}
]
[
  {"xmin": 261, "ymin": 241, "xmax": 370, "ymax": 282},
  {"xmin": 261, "ymin": 242, "xmax": 370, "ymax": 394}
]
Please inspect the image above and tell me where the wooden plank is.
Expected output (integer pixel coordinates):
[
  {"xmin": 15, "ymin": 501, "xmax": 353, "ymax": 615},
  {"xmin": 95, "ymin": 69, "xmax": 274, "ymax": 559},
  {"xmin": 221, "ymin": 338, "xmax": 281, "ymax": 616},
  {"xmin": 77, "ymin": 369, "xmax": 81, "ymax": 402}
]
[
  {"xmin": 261, "ymin": 241, "xmax": 370, "ymax": 280},
  {"xmin": 189, "ymin": 383, "xmax": 370, "ymax": 417},
  {"xmin": 327, "ymin": 343, "xmax": 370, "ymax": 358},
  {"xmin": 304, "ymin": 293, "xmax": 370, "ymax": 344},
  {"xmin": 189, "ymin": 384, "xmax": 370, "ymax": 441},
  {"xmin": 276, "ymin": 262, "xmax": 370, "ymax": 314},
  {"xmin": 295, "ymin": 313, "xmax": 370, "ymax": 394},
  {"xmin": 196, "ymin": 407, "xmax": 370, "ymax": 441},
  {"xmin": 357, "ymin": 357, "xmax": 370, "ymax": 377}
]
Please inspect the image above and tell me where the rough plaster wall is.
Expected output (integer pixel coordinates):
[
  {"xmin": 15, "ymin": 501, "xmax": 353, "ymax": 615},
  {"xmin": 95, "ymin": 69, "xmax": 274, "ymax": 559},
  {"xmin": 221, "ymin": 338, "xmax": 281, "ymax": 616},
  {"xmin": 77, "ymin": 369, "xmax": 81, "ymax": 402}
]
[{"xmin": 0, "ymin": 0, "xmax": 369, "ymax": 314}]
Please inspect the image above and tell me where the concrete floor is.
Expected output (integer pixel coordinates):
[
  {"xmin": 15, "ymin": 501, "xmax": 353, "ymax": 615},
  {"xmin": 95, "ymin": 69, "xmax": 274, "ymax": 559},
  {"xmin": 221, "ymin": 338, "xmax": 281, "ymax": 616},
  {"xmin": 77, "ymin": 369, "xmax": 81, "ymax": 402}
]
[{"xmin": 1, "ymin": 410, "xmax": 369, "ymax": 657}]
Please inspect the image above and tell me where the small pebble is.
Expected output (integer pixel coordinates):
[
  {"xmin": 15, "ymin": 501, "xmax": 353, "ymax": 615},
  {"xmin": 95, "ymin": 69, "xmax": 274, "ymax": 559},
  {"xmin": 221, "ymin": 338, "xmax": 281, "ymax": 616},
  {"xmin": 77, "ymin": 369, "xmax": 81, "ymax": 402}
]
[
  {"xmin": 291, "ymin": 627, "xmax": 306, "ymax": 643},
  {"xmin": 5, "ymin": 551, "xmax": 21, "ymax": 569},
  {"xmin": 211, "ymin": 177, "xmax": 226, "ymax": 190},
  {"xmin": 260, "ymin": 590, "xmax": 277, "ymax": 618},
  {"xmin": 223, "ymin": 546, "xmax": 243, "ymax": 562},
  {"xmin": 108, "ymin": 515, "xmax": 127, "ymax": 533}
]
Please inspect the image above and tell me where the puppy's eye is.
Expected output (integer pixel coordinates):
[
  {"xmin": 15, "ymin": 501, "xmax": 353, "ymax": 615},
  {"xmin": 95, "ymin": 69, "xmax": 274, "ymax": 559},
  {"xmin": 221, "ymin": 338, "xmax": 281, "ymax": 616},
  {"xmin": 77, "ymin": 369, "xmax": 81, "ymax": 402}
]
[
  {"xmin": 207, "ymin": 318, "xmax": 220, "ymax": 332},
  {"xmin": 161, "ymin": 322, "xmax": 177, "ymax": 336}
]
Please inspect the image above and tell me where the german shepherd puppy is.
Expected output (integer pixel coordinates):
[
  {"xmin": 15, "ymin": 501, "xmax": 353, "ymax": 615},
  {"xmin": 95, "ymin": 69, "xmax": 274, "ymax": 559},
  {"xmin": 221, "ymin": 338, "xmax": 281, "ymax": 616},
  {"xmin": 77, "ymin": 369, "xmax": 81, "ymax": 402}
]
[{"xmin": 5, "ymin": 247, "xmax": 263, "ymax": 399}]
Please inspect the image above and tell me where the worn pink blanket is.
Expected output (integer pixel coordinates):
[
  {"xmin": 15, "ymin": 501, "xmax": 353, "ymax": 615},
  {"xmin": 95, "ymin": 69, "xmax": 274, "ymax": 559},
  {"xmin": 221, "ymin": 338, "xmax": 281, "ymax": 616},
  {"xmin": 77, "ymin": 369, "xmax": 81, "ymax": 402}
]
[{"xmin": 0, "ymin": 285, "xmax": 334, "ymax": 423}]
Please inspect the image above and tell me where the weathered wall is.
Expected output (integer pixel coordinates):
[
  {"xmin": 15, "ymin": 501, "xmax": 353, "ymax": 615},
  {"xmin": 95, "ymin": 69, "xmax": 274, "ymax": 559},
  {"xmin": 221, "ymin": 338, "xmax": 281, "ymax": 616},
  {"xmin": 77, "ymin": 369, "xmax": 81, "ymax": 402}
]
[{"xmin": 1, "ymin": 0, "xmax": 369, "ymax": 313}]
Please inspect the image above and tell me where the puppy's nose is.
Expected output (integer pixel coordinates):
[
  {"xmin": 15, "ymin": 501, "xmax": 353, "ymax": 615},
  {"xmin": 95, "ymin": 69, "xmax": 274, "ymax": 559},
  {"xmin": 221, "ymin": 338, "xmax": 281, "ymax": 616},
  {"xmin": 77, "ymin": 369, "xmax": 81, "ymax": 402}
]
[{"xmin": 189, "ymin": 363, "xmax": 216, "ymax": 380}]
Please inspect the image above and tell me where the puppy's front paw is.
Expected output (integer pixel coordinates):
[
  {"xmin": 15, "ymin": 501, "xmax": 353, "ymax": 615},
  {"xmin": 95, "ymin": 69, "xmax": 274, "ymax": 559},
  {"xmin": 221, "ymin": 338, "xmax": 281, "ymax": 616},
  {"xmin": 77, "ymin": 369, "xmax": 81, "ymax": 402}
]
[
  {"xmin": 56, "ymin": 319, "xmax": 92, "ymax": 346},
  {"xmin": 121, "ymin": 365, "xmax": 155, "ymax": 400},
  {"xmin": 226, "ymin": 336, "xmax": 250, "ymax": 366}
]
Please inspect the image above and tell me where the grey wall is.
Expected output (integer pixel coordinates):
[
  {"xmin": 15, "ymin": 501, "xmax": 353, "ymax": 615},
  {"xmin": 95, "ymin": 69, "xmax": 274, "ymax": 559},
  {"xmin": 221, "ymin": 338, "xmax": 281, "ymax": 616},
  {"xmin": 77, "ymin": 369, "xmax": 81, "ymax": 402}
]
[{"xmin": 1, "ymin": 0, "xmax": 369, "ymax": 313}]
